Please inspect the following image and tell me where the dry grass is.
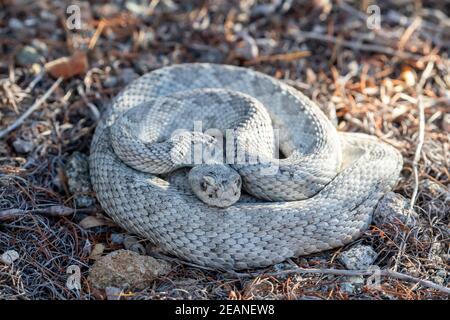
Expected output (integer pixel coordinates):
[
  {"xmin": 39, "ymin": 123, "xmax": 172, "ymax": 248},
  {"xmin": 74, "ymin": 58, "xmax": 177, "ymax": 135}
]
[{"xmin": 0, "ymin": 0, "xmax": 448, "ymax": 300}]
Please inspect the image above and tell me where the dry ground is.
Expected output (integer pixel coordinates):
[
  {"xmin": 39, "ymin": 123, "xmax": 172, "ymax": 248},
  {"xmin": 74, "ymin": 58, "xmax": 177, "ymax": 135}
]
[{"xmin": 0, "ymin": 0, "xmax": 449, "ymax": 299}]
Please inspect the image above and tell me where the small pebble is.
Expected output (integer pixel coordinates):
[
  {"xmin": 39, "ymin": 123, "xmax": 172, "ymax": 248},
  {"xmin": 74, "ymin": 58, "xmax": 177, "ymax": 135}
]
[
  {"xmin": 111, "ymin": 233, "xmax": 124, "ymax": 245},
  {"xmin": 16, "ymin": 46, "xmax": 42, "ymax": 66},
  {"xmin": 1, "ymin": 250, "xmax": 20, "ymax": 265},
  {"xmin": 31, "ymin": 39, "xmax": 48, "ymax": 55},
  {"xmin": 338, "ymin": 245, "xmax": 377, "ymax": 270},
  {"xmin": 65, "ymin": 152, "xmax": 95, "ymax": 208},
  {"xmin": 339, "ymin": 275, "xmax": 365, "ymax": 295},
  {"xmin": 12, "ymin": 138, "xmax": 34, "ymax": 154},
  {"xmin": 8, "ymin": 18, "xmax": 24, "ymax": 30},
  {"xmin": 373, "ymin": 192, "xmax": 418, "ymax": 227}
]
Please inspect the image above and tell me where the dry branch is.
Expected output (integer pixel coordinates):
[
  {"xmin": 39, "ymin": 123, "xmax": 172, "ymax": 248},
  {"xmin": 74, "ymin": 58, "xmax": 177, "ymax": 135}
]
[
  {"xmin": 0, "ymin": 77, "xmax": 63, "ymax": 139},
  {"xmin": 0, "ymin": 205, "xmax": 95, "ymax": 221}
]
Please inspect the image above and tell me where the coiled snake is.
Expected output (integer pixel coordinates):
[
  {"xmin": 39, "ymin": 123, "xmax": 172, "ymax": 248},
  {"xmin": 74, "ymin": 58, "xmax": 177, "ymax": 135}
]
[{"xmin": 90, "ymin": 63, "xmax": 403, "ymax": 269}]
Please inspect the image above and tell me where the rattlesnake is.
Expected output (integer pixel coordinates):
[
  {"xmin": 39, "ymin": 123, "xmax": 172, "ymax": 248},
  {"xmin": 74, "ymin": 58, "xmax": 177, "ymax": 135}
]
[{"xmin": 90, "ymin": 63, "xmax": 403, "ymax": 269}]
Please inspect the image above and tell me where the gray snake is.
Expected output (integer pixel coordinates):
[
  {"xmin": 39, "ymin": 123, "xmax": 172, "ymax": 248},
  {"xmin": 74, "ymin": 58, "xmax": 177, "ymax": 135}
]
[{"xmin": 90, "ymin": 63, "xmax": 403, "ymax": 269}]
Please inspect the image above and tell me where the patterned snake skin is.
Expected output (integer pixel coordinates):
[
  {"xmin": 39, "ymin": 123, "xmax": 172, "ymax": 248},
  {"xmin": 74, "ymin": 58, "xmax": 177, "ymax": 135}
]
[{"xmin": 90, "ymin": 63, "xmax": 403, "ymax": 269}]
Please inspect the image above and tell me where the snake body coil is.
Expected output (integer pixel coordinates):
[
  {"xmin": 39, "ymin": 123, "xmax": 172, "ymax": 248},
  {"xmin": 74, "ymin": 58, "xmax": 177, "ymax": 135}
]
[{"xmin": 90, "ymin": 63, "xmax": 402, "ymax": 269}]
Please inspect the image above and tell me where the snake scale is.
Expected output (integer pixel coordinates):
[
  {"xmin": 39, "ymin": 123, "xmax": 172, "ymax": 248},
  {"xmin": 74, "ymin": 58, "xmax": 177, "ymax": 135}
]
[{"xmin": 90, "ymin": 63, "xmax": 403, "ymax": 269}]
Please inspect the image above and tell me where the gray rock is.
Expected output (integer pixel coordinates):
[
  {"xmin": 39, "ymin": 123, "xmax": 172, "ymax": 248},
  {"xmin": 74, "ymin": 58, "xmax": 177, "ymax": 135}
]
[
  {"xmin": 1, "ymin": 250, "xmax": 20, "ymax": 265},
  {"xmin": 373, "ymin": 192, "xmax": 418, "ymax": 227},
  {"xmin": 432, "ymin": 269, "xmax": 447, "ymax": 286},
  {"xmin": 16, "ymin": 45, "xmax": 42, "ymax": 66},
  {"xmin": 31, "ymin": 39, "xmax": 49, "ymax": 55},
  {"xmin": 422, "ymin": 179, "xmax": 450, "ymax": 201},
  {"xmin": 8, "ymin": 18, "xmax": 24, "ymax": 30},
  {"xmin": 23, "ymin": 18, "xmax": 37, "ymax": 27},
  {"xmin": 88, "ymin": 250, "xmax": 172, "ymax": 290},
  {"xmin": 339, "ymin": 275, "xmax": 365, "ymax": 294},
  {"xmin": 110, "ymin": 233, "xmax": 125, "ymax": 245},
  {"xmin": 12, "ymin": 138, "xmax": 34, "ymax": 154},
  {"xmin": 65, "ymin": 152, "xmax": 95, "ymax": 208},
  {"xmin": 338, "ymin": 245, "xmax": 377, "ymax": 270}
]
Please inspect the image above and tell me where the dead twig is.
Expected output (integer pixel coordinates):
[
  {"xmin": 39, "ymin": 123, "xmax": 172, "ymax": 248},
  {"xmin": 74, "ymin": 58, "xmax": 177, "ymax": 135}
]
[
  {"xmin": 244, "ymin": 51, "xmax": 311, "ymax": 65},
  {"xmin": 410, "ymin": 95, "xmax": 425, "ymax": 211},
  {"xmin": 0, "ymin": 205, "xmax": 96, "ymax": 221},
  {"xmin": 410, "ymin": 59, "xmax": 434, "ymax": 210},
  {"xmin": 0, "ymin": 77, "xmax": 63, "ymax": 139}
]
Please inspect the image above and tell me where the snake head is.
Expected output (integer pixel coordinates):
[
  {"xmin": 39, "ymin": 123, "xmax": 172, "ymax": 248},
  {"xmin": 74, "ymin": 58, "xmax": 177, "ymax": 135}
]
[{"xmin": 188, "ymin": 164, "xmax": 242, "ymax": 208}]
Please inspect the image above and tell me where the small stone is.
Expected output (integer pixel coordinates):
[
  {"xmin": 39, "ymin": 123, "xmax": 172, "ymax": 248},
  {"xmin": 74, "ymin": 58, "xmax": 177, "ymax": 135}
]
[
  {"xmin": 422, "ymin": 179, "xmax": 450, "ymax": 200},
  {"xmin": 1, "ymin": 250, "xmax": 20, "ymax": 265},
  {"xmin": 16, "ymin": 46, "xmax": 42, "ymax": 66},
  {"xmin": 31, "ymin": 39, "xmax": 48, "ymax": 55},
  {"xmin": 12, "ymin": 138, "xmax": 34, "ymax": 154},
  {"xmin": 65, "ymin": 152, "xmax": 95, "ymax": 208},
  {"xmin": 23, "ymin": 18, "xmax": 37, "ymax": 27},
  {"xmin": 373, "ymin": 192, "xmax": 418, "ymax": 227},
  {"xmin": 432, "ymin": 269, "xmax": 447, "ymax": 286},
  {"xmin": 111, "ymin": 233, "xmax": 124, "ymax": 245},
  {"xmin": 338, "ymin": 245, "xmax": 377, "ymax": 270},
  {"xmin": 88, "ymin": 250, "xmax": 171, "ymax": 290},
  {"xmin": 8, "ymin": 18, "xmax": 24, "ymax": 30},
  {"xmin": 339, "ymin": 275, "xmax": 365, "ymax": 294}
]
